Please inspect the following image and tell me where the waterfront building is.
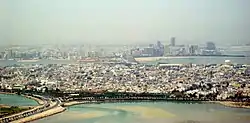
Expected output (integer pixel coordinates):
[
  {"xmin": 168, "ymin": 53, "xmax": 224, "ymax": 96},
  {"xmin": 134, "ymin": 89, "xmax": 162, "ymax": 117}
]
[
  {"xmin": 201, "ymin": 42, "xmax": 222, "ymax": 55},
  {"xmin": 206, "ymin": 42, "xmax": 216, "ymax": 50},
  {"xmin": 155, "ymin": 41, "xmax": 164, "ymax": 56},
  {"xmin": 142, "ymin": 47, "xmax": 154, "ymax": 56},
  {"xmin": 170, "ymin": 37, "xmax": 176, "ymax": 46},
  {"xmin": 189, "ymin": 45, "xmax": 199, "ymax": 55},
  {"xmin": 131, "ymin": 48, "xmax": 142, "ymax": 57},
  {"xmin": 164, "ymin": 45, "xmax": 170, "ymax": 56}
]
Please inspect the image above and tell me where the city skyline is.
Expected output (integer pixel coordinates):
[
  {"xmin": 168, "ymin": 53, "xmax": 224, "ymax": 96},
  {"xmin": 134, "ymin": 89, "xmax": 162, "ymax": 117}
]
[{"xmin": 1, "ymin": 0, "xmax": 250, "ymax": 46}]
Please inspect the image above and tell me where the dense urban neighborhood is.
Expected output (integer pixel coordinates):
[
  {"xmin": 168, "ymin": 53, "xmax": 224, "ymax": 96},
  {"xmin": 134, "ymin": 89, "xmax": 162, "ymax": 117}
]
[{"xmin": 1, "ymin": 63, "xmax": 250, "ymax": 100}]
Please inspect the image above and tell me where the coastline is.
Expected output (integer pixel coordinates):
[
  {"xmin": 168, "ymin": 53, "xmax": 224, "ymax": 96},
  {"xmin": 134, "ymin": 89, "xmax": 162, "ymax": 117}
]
[
  {"xmin": 23, "ymin": 95, "xmax": 44, "ymax": 105},
  {"xmin": 2, "ymin": 92, "xmax": 250, "ymax": 122},
  {"xmin": 0, "ymin": 92, "xmax": 44, "ymax": 105},
  {"xmin": 0, "ymin": 93, "xmax": 66, "ymax": 123},
  {"xmin": 63, "ymin": 101, "xmax": 85, "ymax": 107},
  {"xmin": 211, "ymin": 101, "xmax": 250, "ymax": 109},
  {"xmin": 63, "ymin": 100, "xmax": 250, "ymax": 109}
]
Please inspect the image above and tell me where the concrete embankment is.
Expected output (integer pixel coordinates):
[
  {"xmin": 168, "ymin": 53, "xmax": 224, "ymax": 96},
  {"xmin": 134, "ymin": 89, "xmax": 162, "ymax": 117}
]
[{"xmin": 11, "ymin": 106, "xmax": 66, "ymax": 123}]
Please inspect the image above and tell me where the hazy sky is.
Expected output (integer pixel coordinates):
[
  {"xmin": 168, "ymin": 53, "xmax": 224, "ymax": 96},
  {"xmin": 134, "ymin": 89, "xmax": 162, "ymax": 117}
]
[{"xmin": 0, "ymin": 0, "xmax": 250, "ymax": 45}]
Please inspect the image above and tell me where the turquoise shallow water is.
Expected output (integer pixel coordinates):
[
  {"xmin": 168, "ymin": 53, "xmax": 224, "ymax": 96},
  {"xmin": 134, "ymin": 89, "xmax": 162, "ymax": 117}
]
[
  {"xmin": 34, "ymin": 102, "xmax": 250, "ymax": 123},
  {"xmin": 0, "ymin": 94, "xmax": 38, "ymax": 106}
]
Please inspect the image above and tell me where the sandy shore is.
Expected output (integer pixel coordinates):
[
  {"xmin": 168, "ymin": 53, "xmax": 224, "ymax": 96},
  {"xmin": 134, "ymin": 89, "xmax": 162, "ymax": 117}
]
[
  {"xmin": 211, "ymin": 101, "xmax": 250, "ymax": 109},
  {"xmin": 63, "ymin": 101, "xmax": 82, "ymax": 107},
  {"xmin": 62, "ymin": 101, "xmax": 88, "ymax": 107},
  {"xmin": 115, "ymin": 106, "xmax": 175, "ymax": 119},
  {"xmin": 11, "ymin": 106, "xmax": 66, "ymax": 123}
]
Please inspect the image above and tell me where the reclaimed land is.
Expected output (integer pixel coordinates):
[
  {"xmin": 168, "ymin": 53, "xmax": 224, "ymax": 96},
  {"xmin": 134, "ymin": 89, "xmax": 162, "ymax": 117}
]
[{"xmin": 0, "ymin": 105, "xmax": 30, "ymax": 118}]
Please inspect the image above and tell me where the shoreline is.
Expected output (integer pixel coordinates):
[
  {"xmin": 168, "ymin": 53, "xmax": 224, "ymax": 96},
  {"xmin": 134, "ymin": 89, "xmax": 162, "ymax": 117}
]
[
  {"xmin": 2, "ymin": 92, "xmax": 250, "ymax": 110},
  {"xmin": 0, "ymin": 92, "xmax": 48, "ymax": 122},
  {"xmin": 1, "ymin": 92, "xmax": 250, "ymax": 123},
  {"xmin": 0, "ymin": 92, "xmax": 44, "ymax": 105},
  {"xmin": 0, "ymin": 93, "xmax": 65, "ymax": 123},
  {"xmin": 62, "ymin": 100, "xmax": 250, "ymax": 109},
  {"xmin": 211, "ymin": 101, "xmax": 250, "ymax": 109},
  {"xmin": 23, "ymin": 95, "xmax": 44, "ymax": 105}
]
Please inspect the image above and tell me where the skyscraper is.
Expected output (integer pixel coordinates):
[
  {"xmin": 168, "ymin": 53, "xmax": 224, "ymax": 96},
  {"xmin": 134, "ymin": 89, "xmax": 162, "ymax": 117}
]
[
  {"xmin": 164, "ymin": 45, "xmax": 170, "ymax": 56},
  {"xmin": 189, "ymin": 45, "xmax": 198, "ymax": 55},
  {"xmin": 206, "ymin": 42, "xmax": 216, "ymax": 50},
  {"xmin": 155, "ymin": 41, "xmax": 164, "ymax": 56},
  {"xmin": 170, "ymin": 37, "xmax": 176, "ymax": 46}
]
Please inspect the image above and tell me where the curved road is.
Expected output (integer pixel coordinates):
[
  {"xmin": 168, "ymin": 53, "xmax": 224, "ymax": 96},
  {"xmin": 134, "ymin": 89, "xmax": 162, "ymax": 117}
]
[{"xmin": 0, "ymin": 95, "xmax": 61, "ymax": 123}]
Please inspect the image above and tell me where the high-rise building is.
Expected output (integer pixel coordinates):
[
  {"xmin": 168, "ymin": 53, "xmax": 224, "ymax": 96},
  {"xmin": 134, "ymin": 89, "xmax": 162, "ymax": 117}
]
[
  {"xmin": 206, "ymin": 42, "xmax": 216, "ymax": 50},
  {"xmin": 88, "ymin": 51, "xmax": 99, "ymax": 58},
  {"xmin": 131, "ymin": 49, "xmax": 141, "ymax": 57},
  {"xmin": 0, "ymin": 53, "xmax": 2, "ymax": 59},
  {"xmin": 0, "ymin": 52, "xmax": 5, "ymax": 59},
  {"xmin": 149, "ymin": 44, "xmax": 154, "ymax": 47},
  {"xmin": 142, "ymin": 47, "xmax": 154, "ymax": 56},
  {"xmin": 189, "ymin": 45, "xmax": 199, "ymax": 55},
  {"xmin": 164, "ymin": 45, "xmax": 170, "ymax": 56},
  {"xmin": 170, "ymin": 37, "xmax": 176, "ymax": 46},
  {"xmin": 157, "ymin": 41, "xmax": 162, "ymax": 47},
  {"xmin": 8, "ymin": 50, "xmax": 13, "ymax": 59},
  {"xmin": 155, "ymin": 41, "xmax": 164, "ymax": 56}
]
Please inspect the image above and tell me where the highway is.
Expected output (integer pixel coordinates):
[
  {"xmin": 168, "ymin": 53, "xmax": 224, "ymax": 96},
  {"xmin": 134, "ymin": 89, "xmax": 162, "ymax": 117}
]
[{"xmin": 0, "ymin": 95, "xmax": 61, "ymax": 123}]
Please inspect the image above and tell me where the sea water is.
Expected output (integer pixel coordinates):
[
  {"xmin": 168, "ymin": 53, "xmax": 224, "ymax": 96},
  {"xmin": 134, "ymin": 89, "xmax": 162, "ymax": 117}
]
[
  {"xmin": 0, "ymin": 94, "xmax": 38, "ymax": 106},
  {"xmin": 33, "ymin": 102, "xmax": 250, "ymax": 123}
]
